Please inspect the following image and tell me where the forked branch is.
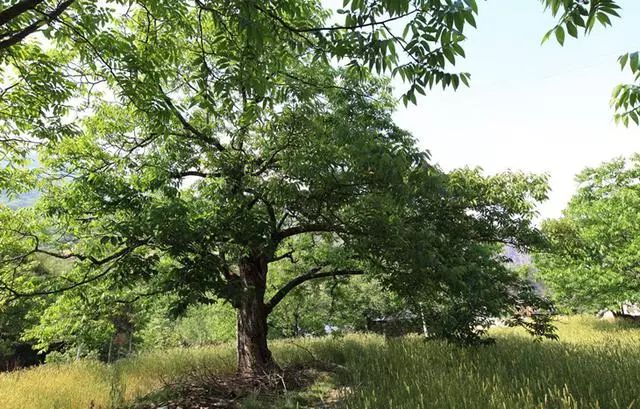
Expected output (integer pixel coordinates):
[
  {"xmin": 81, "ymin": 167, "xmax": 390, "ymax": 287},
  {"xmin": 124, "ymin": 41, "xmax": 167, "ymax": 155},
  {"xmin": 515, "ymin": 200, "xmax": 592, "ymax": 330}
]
[{"xmin": 265, "ymin": 267, "xmax": 364, "ymax": 313}]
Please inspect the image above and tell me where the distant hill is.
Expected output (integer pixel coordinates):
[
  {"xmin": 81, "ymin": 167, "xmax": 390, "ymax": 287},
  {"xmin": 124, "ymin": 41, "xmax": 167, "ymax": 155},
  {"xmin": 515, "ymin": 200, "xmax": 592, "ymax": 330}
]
[
  {"xmin": 1, "ymin": 190, "xmax": 40, "ymax": 209},
  {"xmin": 503, "ymin": 245, "xmax": 546, "ymax": 294},
  {"xmin": 503, "ymin": 245, "xmax": 532, "ymax": 267},
  {"xmin": 1, "ymin": 155, "xmax": 41, "ymax": 209}
]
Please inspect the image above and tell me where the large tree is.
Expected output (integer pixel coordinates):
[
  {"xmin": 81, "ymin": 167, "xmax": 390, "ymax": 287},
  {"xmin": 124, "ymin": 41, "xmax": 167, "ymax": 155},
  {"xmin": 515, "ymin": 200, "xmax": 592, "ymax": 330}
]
[
  {"xmin": 0, "ymin": 0, "xmax": 556, "ymax": 375},
  {"xmin": 0, "ymin": 68, "xmax": 553, "ymax": 374},
  {"xmin": 536, "ymin": 155, "xmax": 640, "ymax": 311}
]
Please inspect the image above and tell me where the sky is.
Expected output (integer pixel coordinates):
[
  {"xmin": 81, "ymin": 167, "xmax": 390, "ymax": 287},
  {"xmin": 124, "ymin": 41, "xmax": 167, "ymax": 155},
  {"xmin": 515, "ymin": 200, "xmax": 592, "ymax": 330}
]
[{"xmin": 386, "ymin": 0, "xmax": 640, "ymax": 221}]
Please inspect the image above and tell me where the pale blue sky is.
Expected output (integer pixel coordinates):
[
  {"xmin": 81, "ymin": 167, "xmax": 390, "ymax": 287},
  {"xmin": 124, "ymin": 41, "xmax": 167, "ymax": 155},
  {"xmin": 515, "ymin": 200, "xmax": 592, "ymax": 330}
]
[{"xmin": 389, "ymin": 0, "xmax": 640, "ymax": 220}]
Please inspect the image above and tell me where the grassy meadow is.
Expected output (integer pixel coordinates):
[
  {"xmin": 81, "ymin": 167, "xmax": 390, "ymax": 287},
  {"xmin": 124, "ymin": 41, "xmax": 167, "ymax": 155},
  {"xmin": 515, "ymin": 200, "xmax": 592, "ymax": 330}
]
[{"xmin": 1, "ymin": 316, "xmax": 639, "ymax": 409}]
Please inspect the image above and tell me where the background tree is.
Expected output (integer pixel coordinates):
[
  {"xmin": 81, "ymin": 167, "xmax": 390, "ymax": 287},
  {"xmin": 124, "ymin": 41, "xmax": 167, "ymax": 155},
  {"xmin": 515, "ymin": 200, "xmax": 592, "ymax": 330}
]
[{"xmin": 536, "ymin": 155, "xmax": 640, "ymax": 311}]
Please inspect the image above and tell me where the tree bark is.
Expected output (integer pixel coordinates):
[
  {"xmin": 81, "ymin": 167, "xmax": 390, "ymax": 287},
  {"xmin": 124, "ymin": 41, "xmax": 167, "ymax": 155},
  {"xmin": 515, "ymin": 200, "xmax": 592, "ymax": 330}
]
[{"xmin": 236, "ymin": 254, "xmax": 279, "ymax": 376}]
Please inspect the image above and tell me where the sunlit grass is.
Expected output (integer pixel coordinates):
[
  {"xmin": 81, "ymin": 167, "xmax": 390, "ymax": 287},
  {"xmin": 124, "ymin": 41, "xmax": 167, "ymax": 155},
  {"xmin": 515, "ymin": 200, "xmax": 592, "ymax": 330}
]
[
  {"xmin": 0, "ymin": 346, "xmax": 237, "ymax": 409},
  {"xmin": 1, "ymin": 316, "xmax": 639, "ymax": 409},
  {"xmin": 341, "ymin": 316, "xmax": 640, "ymax": 409}
]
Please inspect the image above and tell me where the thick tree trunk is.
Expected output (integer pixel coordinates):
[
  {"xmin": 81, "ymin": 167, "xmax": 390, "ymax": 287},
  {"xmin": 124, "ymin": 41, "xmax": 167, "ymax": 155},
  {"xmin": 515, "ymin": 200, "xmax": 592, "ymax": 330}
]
[{"xmin": 236, "ymin": 254, "xmax": 279, "ymax": 376}]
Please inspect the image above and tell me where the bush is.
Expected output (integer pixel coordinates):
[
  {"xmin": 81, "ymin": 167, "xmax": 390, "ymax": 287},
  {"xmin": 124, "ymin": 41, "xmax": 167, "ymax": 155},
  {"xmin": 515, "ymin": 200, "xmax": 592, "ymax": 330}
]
[{"xmin": 138, "ymin": 302, "xmax": 236, "ymax": 350}]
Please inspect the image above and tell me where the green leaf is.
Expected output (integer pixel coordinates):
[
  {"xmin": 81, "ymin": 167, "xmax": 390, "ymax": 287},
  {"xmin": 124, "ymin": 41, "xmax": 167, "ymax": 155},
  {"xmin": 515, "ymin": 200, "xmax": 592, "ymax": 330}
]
[
  {"xmin": 555, "ymin": 26, "xmax": 565, "ymax": 46},
  {"xmin": 463, "ymin": 0, "xmax": 478, "ymax": 13},
  {"xmin": 541, "ymin": 29, "xmax": 554, "ymax": 45},
  {"xmin": 443, "ymin": 48, "xmax": 456, "ymax": 65},
  {"xmin": 630, "ymin": 52, "xmax": 639, "ymax": 72},
  {"xmin": 596, "ymin": 12, "xmax": 612, "ymax": 27},
  {"xmin": 460, "ymin": 73, "xmax": 470, "ymax": 87},
  {"xmin": 619, "ymin": 53, "xmax": 629, "ymax": 70}
]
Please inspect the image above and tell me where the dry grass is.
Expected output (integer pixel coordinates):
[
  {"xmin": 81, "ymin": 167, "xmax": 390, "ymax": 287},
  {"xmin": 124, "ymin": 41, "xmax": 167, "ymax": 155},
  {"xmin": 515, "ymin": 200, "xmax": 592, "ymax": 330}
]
[
  {"xmin": 1, "ymin": 316, "xmax": 639, "ymax": 409},
  {"xmin": 0, "ymin": 346, "xmax": 237, "ymax": 409}
]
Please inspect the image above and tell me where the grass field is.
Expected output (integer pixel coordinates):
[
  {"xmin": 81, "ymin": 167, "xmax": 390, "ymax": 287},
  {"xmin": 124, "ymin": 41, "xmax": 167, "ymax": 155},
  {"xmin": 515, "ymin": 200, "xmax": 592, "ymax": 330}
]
[{"xmin": 1, "ymin": 316, "xmax": 639, "ymax": 409}]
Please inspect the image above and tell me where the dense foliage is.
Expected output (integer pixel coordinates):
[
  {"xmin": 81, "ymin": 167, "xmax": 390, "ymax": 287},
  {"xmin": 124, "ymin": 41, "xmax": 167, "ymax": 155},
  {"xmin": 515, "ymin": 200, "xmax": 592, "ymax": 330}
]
[
  {"xmin": 0, "ymin": 0, "xmax": 479, "ymax": 188},
  {"xmin": 0, "ymin": 0, "xmax": 635, "ymax": 192},
  {"xmin": 537, "ymin": 156, "xmax": 640, "ymax": 311}
]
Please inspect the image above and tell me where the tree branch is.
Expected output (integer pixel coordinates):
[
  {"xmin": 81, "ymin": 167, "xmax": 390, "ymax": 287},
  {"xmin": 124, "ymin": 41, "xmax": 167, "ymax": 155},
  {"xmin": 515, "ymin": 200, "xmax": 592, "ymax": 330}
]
[
  {"xmin": 159, "ymin": 91, "xmax": 226, "ymax": 152},
  {"xmin": 0, "ymin": 0, "xmax": 46, "ymax": 26},
  {"xmin": 274, "ymin": 223, "xmax": 343, "ymax": 241},
  {"xmin": 268, "ymin": 250, "xmax": 295, "ymax": 263},
  {"xmin": 0, "ymin": 233, "xmax": 148, "ymax": 301},
  {"xmin": 1, "ymin": 263, "xmax": 117, "ymax": 301},
  {"xmin": 265, "ymin": 268, "xmax": 364, "ymax": 313},
  {"xmin": 0, "ymin": 0, "xmax": 74, "ymax": 50},
  {"xmin": 0, "ymin": 228, "xmax": 148, "ymax": 272},
  {"xmin": 35, "ymin": 244, "xmax": 137, "ymax": 266},
  {"xmin": 170, "ymin": 170, "xmax": 218, "ymax": 179},
  {"xmin": 255, "ymin": 4, "xmax": 418, "ymax": 34}
]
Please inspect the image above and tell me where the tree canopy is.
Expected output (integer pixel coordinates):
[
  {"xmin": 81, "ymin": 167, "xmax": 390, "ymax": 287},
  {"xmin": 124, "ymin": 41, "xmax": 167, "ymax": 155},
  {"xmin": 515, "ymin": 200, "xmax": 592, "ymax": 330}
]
[
  {"xmin": 1, "ymin": 0, "xmax": 636, "ymax": 195},
  {"xmin": 0, "ymin": 0, "xmax": 478, "ymax": 185}
]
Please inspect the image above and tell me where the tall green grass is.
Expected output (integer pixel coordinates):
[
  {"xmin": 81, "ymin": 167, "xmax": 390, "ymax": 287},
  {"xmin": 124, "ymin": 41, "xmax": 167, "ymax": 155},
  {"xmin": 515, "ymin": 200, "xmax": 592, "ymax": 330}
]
[
  {"xmin": 340, "ymin": 316, "xmax": 640, "ymax": 409},
  {"xmin": 0, "ymin": 316, "xmax": 639, "ymax": 409}
]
